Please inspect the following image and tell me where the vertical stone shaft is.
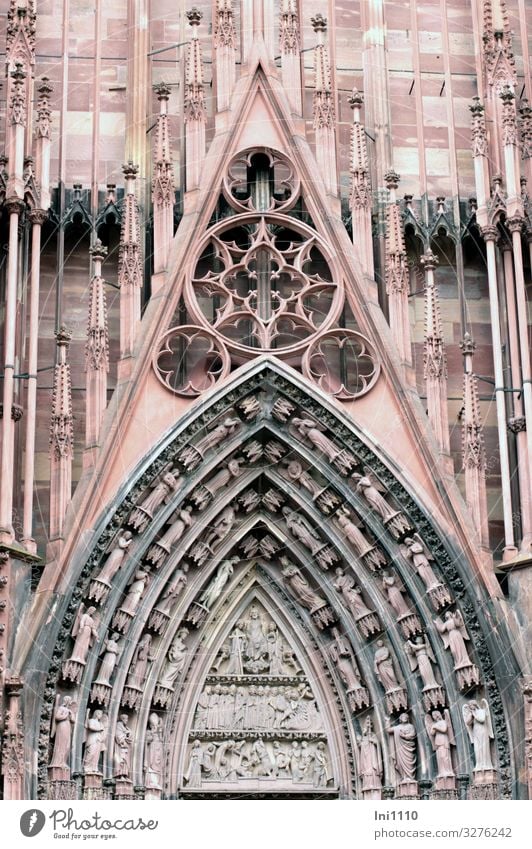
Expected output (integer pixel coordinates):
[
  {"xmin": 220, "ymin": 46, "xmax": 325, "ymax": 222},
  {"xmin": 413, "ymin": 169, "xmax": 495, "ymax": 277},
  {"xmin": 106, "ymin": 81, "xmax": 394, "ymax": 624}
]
[
  {"xmin": 421, "ymin": 250, "xmax": 450, "ymax": 455},
  {"xmin": 152, "ymin": 84, "xmax": 175, "ymax": 273},
  {"xmin": 384, "ymin": 170, "xmax": 411, "ymax": 364},
  {"xmin": 348, "ymin": 88, "xmax": 373, "ymax": 277},
  {"xmin": 214, "ymin": 1, "xmax": 236, "ymax": 113},
  {"xmin": 279, "ymin": 0, "xmax": 302, "ymax": 115},
  {"xmin": 85, "ymin": 241, "xmax": 109, "ymax": 447},
  {"xmin": 184, "ymin": 8, "xmax": 206, "ymax": 192},
  {"xmin": 460, "ymin": 334, "xmax": 490, "ymax": 548},
  {"xmin": 49, "ymin": 328, "xmax": 73, "ymax": 540},
  {"xmin": 22, "ymin": 78, "xmax": 52, "ymax": 552},
  {"xmin": 118, "ymin": 162, "xmax": 143, "ymax": 358},
  {"xmin": 501, "ymin": 243, "xmax": 532, "ymax": 547},
  {"xmin": 311, "ymin": 15, "xmax": 337, "ymax": 197}
]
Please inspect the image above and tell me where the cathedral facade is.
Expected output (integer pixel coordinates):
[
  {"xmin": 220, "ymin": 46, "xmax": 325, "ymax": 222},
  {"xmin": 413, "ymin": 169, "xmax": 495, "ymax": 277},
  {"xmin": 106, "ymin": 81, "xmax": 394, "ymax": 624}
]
[{"xmin": 0, "ymin": 0, "xmax": 531, "ymax": 800}]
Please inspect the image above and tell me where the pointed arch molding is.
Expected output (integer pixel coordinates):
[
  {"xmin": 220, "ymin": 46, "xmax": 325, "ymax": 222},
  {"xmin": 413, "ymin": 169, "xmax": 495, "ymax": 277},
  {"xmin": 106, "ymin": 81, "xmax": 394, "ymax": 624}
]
[{"xmin": 29, "ymin": 360, "xmax": 523, "ymax": 800}]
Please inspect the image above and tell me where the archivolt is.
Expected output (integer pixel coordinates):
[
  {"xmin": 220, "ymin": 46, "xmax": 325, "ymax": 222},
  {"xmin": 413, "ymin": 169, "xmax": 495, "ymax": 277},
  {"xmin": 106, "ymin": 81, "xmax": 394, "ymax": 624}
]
[{"xmin": 30, "ymin": 360, "xmax": 523, "ymax": 800}]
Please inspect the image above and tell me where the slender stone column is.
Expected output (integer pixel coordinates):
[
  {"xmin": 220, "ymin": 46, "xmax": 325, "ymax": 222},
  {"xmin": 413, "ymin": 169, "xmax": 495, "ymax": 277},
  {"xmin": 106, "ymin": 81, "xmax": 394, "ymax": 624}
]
[
  {"xmin": 22, "ymin": 78, "xmax": 52, "ymax": 552},
  {"xmin": 384, "ymin": 170, "xmax": 411, "ymax": 364},
  {"xmin": 152, "ymin": 83, "xmax": 175, "ymax": 273},
  {"xmin": 311, "ymin": 15, "xmax": 337, "ymax": 197},
  {"xmin": 421, "ymin": 250, "xmax": 450, "ymax": 455},
  {"xmin": 49, "ymin": 327, "xmax": 73, "ymax": 540},
  {"xmin": 118, "ymin": 162, "xmax": 142, "ymax": 359},
  {"xmin": 214, "ymin": 0, "xmax": 236, "ymax": 113},
  {"xmin": 482, "ymin": 227, "xmax": 516, "ymax": 557},
  {"xmin": 85, "ymin": 240, "xmax": 109, "ymax": 448},
  {"xmin": 279, "ymin": 0, "xmax": 302, "ymax": 115},
  {"xmin": 460, "ymin": 334, "xmax": 489, "ymax": 548},
  {"xmin": 507, "ymin": 216, "xmax": 532, "ymax": 548},
  {"xmin": 348, "ymin": 88, "xmax": 373, "ymax": 277},
  {"xmin": 184, "ymin": 8, "xmax": 206, "ymax": 192}
]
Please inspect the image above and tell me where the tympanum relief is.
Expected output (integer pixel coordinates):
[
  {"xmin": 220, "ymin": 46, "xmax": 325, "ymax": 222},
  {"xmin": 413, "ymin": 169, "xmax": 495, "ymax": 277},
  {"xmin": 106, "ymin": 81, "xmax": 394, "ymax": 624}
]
[{"xmin": 181, "ymin": 602, "xmax": 335, "ymax": 793}]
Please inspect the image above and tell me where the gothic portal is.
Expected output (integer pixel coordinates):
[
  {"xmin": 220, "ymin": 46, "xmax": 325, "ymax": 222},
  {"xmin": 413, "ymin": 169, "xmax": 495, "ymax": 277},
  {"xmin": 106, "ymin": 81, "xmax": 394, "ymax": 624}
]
[{"xmin": 0, "ymin": 0, "xmax": 531, "ymax": 802}]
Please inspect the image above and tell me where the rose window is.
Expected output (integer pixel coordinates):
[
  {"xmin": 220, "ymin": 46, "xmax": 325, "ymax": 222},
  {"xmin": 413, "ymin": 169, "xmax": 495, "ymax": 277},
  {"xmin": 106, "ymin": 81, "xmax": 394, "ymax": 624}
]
[{"xmin": 155, "ymin": 146, "xmax": 380, "ymax": 397}]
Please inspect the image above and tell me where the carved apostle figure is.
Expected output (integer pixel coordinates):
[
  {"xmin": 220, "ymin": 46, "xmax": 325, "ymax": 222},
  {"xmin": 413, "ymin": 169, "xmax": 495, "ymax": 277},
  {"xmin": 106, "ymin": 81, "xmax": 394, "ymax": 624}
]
[
  {"xmin": 94, "ymin": 532, "xmax": 132, "ymax": 584},
  {"xmin": 126, "ymin": 633, "xmax": 154, "ymax": 689},
  {"xmin": 156, "ymin": 568, "xmax": 188, "ymax": 617},
  {"xmin": 281, "ymin": 558, "xmax": 326, "ymax": 611},
  {"xmin": 329, "ymin": 631, "xmax": 362, "ymax": 691},
  {"xmin": 129, "ymin": 468, "xmax": 180, "ymax": 530},
  {"xmin": 158, "ymin": 628, "xmax": 189, "ymax": 689},
  {"xmin": 199, "ymin": 557, "xmax": 238, "ymax": 609},
  {"xmin": 352, "ymin": 472, "xmax": 396, "ymax": 522},
  {"xmin": 357, "ymin": 716, "xmax": 383, "ymax": 794},
  {"xmin": 436, "ymin": 610, "xmax": 473, "ymax": 669},
  {"xmin": 336, "ymin": 508, "xmax": 372, "ymax": 555},
  {"xmin": 49, "ymin": 695, "xmax": 76, "ymax": 770},
  {"xmin": 333, "ymin": 568, "xmax": 375, "ymax": 619},
  {"xmin": 69, "ymin": 604, "xmax": 99, "ymax": 664},
  {"xmin": 405, "ymin": 635, "xmax": 439, "ymax": 690},
  {"xmin": 194, "ymin": 417, "xmax": 240, "ymax": 454},
  {"xmin": 282, "ymin": 506, "xmax": 324, "ymax": 555},
  {"xmin": 113, "ymin": 714, "xmax": 133, "ymax": 778},
  {"xmin": 403, "ymin": 534, "xmax": 440, "ymax": 590},
  {"xmin": 184, "ymin": 739, "xmax": 204, "ymax": 788},
  {"xmin": 291, "ymin": 418, "xmax": 343, "ymax": 462},
  {"xmin": 95, "ymin": 633, "xmax": 122, "ymax": 685},
  {"xmin": 425, "ymin": 710, "xmax": 455, "ymax": 779},
  {"xmin": 386, "ymin": 713, "xmax": 417, "ymax": 784},
  {"xmin": 121, "ymin": 567, "xmax": 150, "ymax": 617},
  {"xmin": 462, "ymin": 699, "xmax": 495, "ymax": 772},
  {"xmin": 206, "ymin": 506, "xmax": 236, "ymax": 548},
  {"xmin": 373, "ymin": 640, "xmax": 401, "ymax": 691},
  {"xmin": 381, "ymin": 572, "xmax": 412, "ymax": 618},
  {"xmin": 83, "ymin": 709, "xmax": 107, "ymax": 773},
  {"xmin": 284, "ymin": 460, "xmax": 322, "ymax": 498},
  {"xmin": 144, "ymin": 713, "xmax": 164, "ymax": 790},
  {"xmin": 153, "ymin": 507, "xmax": 193, "ymax": 553}
]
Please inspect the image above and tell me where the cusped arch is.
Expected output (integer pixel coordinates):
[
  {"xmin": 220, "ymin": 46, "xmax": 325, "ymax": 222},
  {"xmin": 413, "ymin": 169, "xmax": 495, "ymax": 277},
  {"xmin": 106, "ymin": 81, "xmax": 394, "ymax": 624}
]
[{"xmin": 27, "ymin": 359, "xmax": 524, "ymax": 800}]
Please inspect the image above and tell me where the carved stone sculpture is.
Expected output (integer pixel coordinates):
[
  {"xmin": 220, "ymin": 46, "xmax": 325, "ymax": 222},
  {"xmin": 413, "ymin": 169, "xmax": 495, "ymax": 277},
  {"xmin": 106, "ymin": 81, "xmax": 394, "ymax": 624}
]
[
  {"xmin": 49, "ymin": 696, "xmax": 76, "ymax": 779},
  {"xmin": 463, "ymin": 699, "xmax": 496, "ymax": 782},
  {"xmin": 122, "ymin": 633, "xmax": 154, "ymax": 708},
  {"xmin": 199, "ymin": 557, "xmax": 238, "ymax": 609},
  {"xmin": 425, "ymin": 709, "xmax": 456, "ymax": 790},
  {"xmin": 402, "ymin": 534, "xmax": 451, "ymax": 610},
  {"xmin": 113, "ymin": 567, "xmax": 150, "ymax": 632},
  {"xmin": 381, "ymin": 572, "xmax": 421, "ymax": 638},
  {"xmin": 148, "ymin": 567, "xmax": 188, "ymax": 634},
  {"xmin": 146, "ymin": 507, "xmax": 193, "ymax": 567},
  {"xmin": 191, "ymin": 459, "xmax": 244, "ymax": 510},
  {"xmin": 373, "ymin": 640, "xmax": 408, "ymax": 714},
  {"xmin": 436, "ymin": 610, "xmax": 480, "ymax": 691},
  {"xmin": 183, "ymin": 739, "xmax": 204, "ymax": 787},
  {"xmin": 128, "ymin": 468, "xmax": 180, "ymax": 532},
  {"xmin": 179, "ymin": 416, "xmax": 240, "ymax": 469},
  {"xmin": 352, "ymin": 472, "xmax": 412, "ymax": 538},
  {"xmin": 291, "ymin": 417, "xmax": 357, "ymax": 474},
  {"xmin": 405, "ymin": 635, "xmax": 446, "ymax": 710},
  {"xmin": 329, "ymin": 628, "xmax": 370, "ymax": 712},
  {"xmin": 190, "ymin": 507, "xmax": 237, "ymax": 566},
  {"xmin": 357, "ymin": 716, "xmax": 383, "ymax": 799},
  {"xmin": 333, "ymin": 567, "xmax": 380, "ymax": 637},
  {"xmin": 155, "ymin": 628, "xmax": 189, "ymax": 705},
  {"xmin": 336, "ymin": 507, "xmax": 387, "ymax": 571},
  {"xmin": 89, "ymin": 532, "xmax": 132, "ymax": 603},
  {"xmin": 144, "ymin": 713, "xmax": 164, "ymax": 795},
  {"xmin": 280, "ymin": 557, "xmax": 334, "ymax": 629},
  {"xmin": 386, "ymin": 712, "xmax": 418, "ymax": 797},
  {"xmin": 91, "ymin": 633, "xmax": 122, "ymax": 706},
  {"xmin": 113, "ymin": 714, "xmax": 133, "ymax": 778},
  {"xmin": 62, "ymin": 604, "xmax": 99, "ymax": 684},
  {"xmin": 83, "ymin": 709, "xmax": 107, "ymax": 774}
]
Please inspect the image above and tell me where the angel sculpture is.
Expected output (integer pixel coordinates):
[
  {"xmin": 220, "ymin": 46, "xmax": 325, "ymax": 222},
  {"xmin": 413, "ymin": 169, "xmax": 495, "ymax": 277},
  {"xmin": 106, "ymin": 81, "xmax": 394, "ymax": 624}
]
[
  {"xmin": 402, "ymin": 534, "xmax": 440, "ymax": 590},
  {"xmin": 462, "ymin": 699, "xmax": 495, "ymax": 772},
  {"xmin": 352, "ymin": 471, "xmax": 396, "ymax": 522},
  {"xmin": 49, "ymin": 695, "xmax": 77, "ymax": 770},
  {"xmin": 282, "ymin": 506, "xmax": 324, "ymax": 555},
  {"xmin": 405, "ymin": 635, "xmax": 439, "ymax": 690},
  {"xmin": 435, "ymin": 610, "xmax": 473, "ymax": 670},
  {"xmin": 425, "ymin": 710, "xmax": 455, "ymax": 779},
  {"xmin": 69, "ymin": 604, "xmax": 99, "ymax": 665},
  {"xmin": 83, "ymin": 709, "xmax": 108, "ymax": 773}
]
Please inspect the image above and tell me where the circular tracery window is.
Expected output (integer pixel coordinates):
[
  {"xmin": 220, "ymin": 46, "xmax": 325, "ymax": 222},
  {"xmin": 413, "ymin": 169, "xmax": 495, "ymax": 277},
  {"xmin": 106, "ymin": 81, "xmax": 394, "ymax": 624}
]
[{"xmin": 186, "ymin": 213, "xmax": 343, "ymax": 355}]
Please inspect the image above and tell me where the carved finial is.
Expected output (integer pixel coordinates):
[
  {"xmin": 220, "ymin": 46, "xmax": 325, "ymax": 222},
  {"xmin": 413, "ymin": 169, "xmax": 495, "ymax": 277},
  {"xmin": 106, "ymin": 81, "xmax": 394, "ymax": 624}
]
[
  {"xmin": 470, "ymin": 98, "xmax": 488, "ymax": 157},
  {"xmin": 55, "ymin": 325, "xmax": 72, "ymax": 349},
  {"xmin": 122, "ymin": 161, "xmax": 139, "ymax": 181},
  {"xmin": 90, "ymin": 238, "xmax": 108, "ymax": 263},
  {"xmin": 460, "ymin": 332, "xmax": 476, "ymax": 373},
  {"xmin": 349, "ymin": 87, "xmax": 370, "ymax": 210},
  {"xmin": 186, "ymin": 6, "xmax": 202, "ymax": 27},
  {"xmin": 420, "ymin": 249, "xmax": 439, "ymax": 271},
  {"xmin": 105, "ymin": 183, "xmax": 116, "ymax": 204},
  {"xmin": 348, "ymin": 87, "xmax": 364, "ymax": 109},
  {"xmin": 384, "ymin": 169, "xmax": 400, "ymax": 191},
  {"xmin": 311, "ymin": 13, "xmax": 327, "ymax": 33},
  {"xmin": 184, "ymin": 6, "xmax": 205, "ymax": 120},
  {"xmin": 154, "ymin": 81, "xmax": 171, "ymax": 101}
]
